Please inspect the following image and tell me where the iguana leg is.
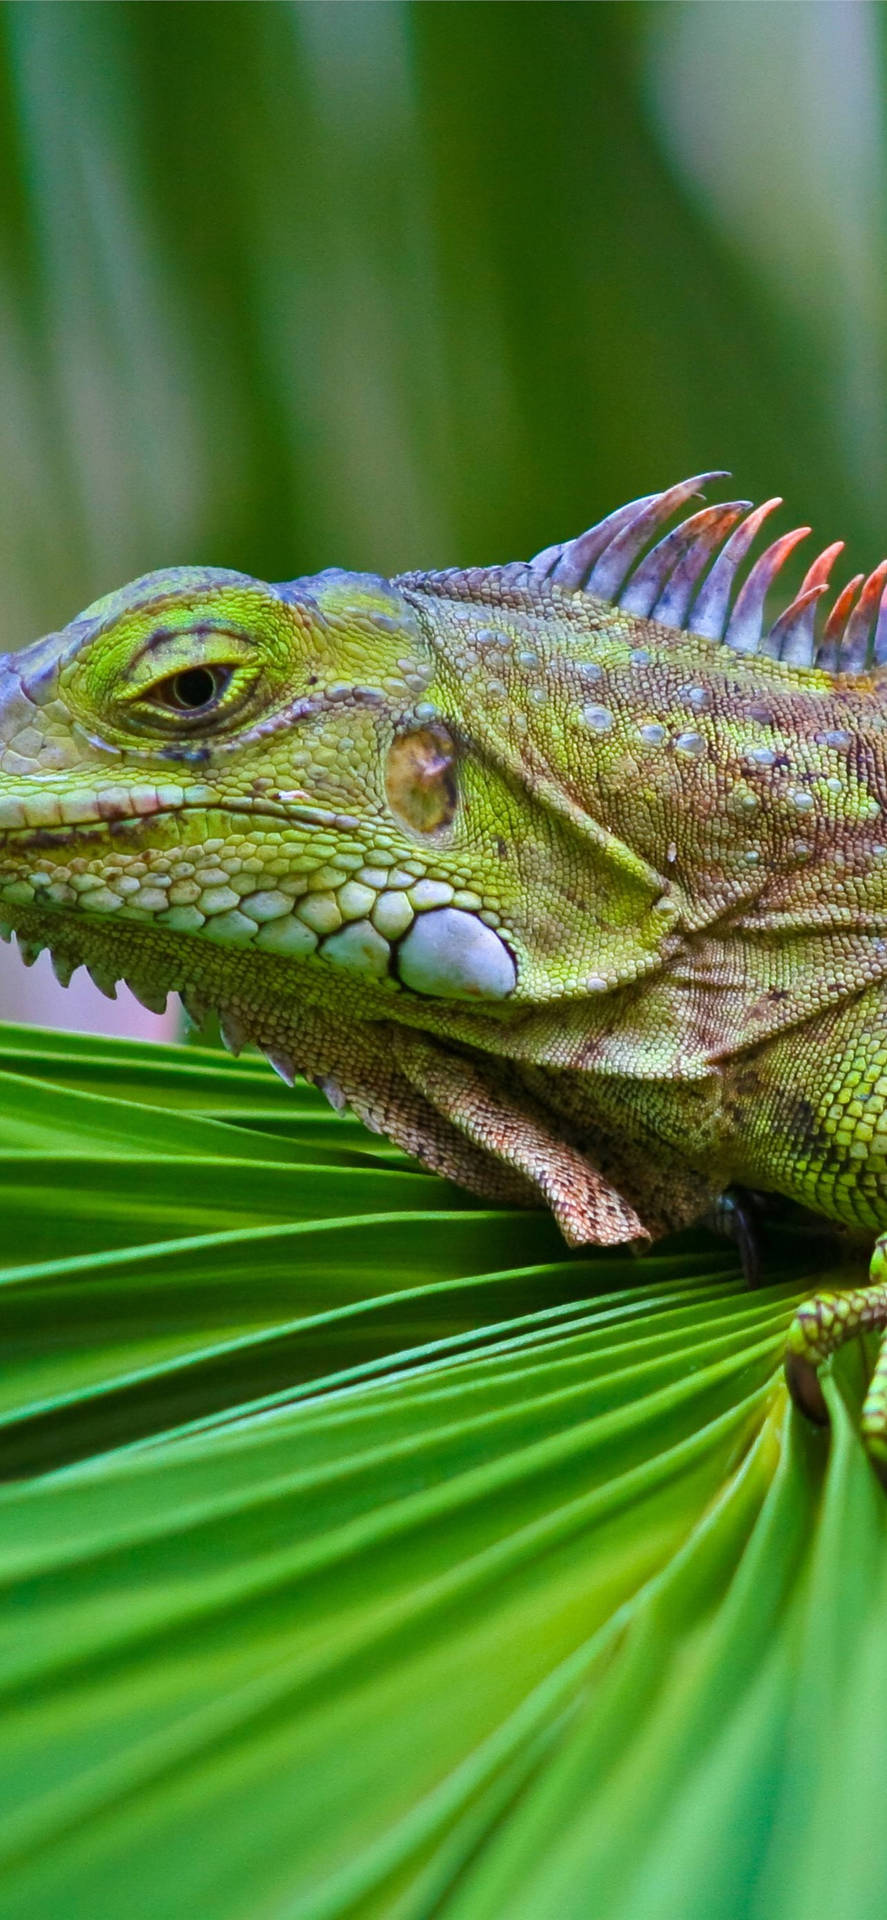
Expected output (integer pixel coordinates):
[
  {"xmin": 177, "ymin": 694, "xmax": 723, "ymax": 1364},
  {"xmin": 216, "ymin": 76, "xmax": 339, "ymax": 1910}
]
[
  {"xmin": 224, "ymin": 995, "xmax": 648, "ymax": 1243},
  {"xmin": 861, "ymin": 1328, "xmax": 887, "ymax": 1485},
  {"xmin": 390, "ymin": 1028, "xmax": 648, "ymax": 1248},
  {"xmin": 785, "ymin": 1241, "xmax": 887, "ymax": 1484}
]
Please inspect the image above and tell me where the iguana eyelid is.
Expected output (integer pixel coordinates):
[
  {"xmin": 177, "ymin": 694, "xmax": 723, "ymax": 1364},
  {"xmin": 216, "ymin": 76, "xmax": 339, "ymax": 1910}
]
[
  {"xmin": 127, "ymin": 622, "xmax": 257, "ymax": 673},
  {"xmin": 121, "ymin": 660, "xmax": 265, "ymax": 733}
]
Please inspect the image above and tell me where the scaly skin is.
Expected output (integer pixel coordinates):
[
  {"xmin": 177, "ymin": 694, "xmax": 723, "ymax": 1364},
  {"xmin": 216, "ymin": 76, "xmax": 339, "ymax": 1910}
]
[{"xmin": 3, "ymin": 482, "xmax": 887, "ymax": 1476}]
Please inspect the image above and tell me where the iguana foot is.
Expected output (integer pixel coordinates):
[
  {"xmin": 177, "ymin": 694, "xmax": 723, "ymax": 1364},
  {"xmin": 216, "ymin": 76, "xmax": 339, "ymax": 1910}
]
[{"xmin": 785, "ymin": 1242, "xmax": 887, "ymax": 1485}]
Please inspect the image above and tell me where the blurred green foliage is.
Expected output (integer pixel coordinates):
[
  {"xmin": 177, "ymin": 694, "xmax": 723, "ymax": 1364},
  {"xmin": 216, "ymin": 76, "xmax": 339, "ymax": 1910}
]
[{"xmin": 0, "ymin": 0, "xmax": 883, "ymax": 652}]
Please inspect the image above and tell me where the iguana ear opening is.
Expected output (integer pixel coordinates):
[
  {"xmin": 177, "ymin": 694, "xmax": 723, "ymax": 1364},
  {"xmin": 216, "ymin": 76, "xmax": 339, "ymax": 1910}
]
[{"xmin": 385, "ymin": 725, "xmax": 457, "ymax": 834}]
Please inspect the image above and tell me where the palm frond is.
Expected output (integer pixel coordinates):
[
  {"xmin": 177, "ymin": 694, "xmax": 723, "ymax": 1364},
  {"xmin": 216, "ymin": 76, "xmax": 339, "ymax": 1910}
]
[{"xmin": 0, "ymin": 1025, "xmax": 884, "ymax": 1918}]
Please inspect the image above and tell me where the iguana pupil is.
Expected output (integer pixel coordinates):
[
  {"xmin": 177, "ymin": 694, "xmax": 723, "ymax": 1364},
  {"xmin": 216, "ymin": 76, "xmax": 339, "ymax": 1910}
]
[{"xmin": 160, "ymin": 665, "xmax": 228, "ymax": 712}]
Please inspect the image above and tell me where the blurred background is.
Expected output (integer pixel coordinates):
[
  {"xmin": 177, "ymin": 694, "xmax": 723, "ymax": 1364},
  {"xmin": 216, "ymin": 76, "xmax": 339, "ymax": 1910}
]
[{"xmin": 0, "ymin": 0, "xmax": 882, "ymax": 1037}]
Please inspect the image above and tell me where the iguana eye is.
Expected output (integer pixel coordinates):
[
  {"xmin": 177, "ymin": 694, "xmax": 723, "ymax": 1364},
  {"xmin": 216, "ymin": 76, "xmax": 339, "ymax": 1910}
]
[
  {"xmin": 116, "ymin": 649, "xmax": 262, "ymax": 738},
  {"xmin": 151, "ymin": 665, "xmax": 233, "ymax": 712}
]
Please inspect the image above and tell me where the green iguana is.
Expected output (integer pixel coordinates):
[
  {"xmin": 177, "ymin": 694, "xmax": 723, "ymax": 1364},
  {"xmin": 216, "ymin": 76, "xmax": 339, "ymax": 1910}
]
[{"xmin": 2, "ymin": 472, "xmax": 887, "ymax": 1471}]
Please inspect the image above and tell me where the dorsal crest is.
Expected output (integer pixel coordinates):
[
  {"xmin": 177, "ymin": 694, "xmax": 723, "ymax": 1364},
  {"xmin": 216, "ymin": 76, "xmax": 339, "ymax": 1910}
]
[{"xmin": 401, "ymin": 474, "xmax": 887, "ymax": 676}]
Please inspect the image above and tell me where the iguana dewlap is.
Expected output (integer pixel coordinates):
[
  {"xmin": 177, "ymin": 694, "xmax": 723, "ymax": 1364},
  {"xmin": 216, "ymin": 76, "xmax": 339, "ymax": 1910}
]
[{"xmin": 3, "ymin": 472, "xmax": 887, "ymax": 1471}]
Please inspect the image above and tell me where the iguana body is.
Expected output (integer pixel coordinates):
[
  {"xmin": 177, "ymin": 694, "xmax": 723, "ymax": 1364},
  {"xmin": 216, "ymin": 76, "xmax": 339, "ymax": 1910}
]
[{"xmin": 2, "ymin": 471, "xmax": 887, "ymax": 1469}]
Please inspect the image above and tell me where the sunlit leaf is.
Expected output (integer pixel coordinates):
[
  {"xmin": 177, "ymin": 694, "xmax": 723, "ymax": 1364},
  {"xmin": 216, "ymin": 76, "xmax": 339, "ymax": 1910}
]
[{"xmin": 0, "ymin": 1024, "xmax": 885, "ymax": 1919}]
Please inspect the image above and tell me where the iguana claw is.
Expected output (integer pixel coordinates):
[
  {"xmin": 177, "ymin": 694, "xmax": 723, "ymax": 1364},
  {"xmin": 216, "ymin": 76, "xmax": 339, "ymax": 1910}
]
[{"xmin": 707, "ymin": 1186, "xmax": 764, "ymax": 1289}]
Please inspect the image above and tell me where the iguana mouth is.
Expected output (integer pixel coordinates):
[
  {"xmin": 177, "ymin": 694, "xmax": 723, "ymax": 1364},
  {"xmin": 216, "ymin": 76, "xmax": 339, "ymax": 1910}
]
[
  {"xmin": 0, "ymin": 791, "xmax": 520, "ymax": 1006},
  {"xmin": 0, "ymin": 793, "xmax": 362, "ymax": 838}
]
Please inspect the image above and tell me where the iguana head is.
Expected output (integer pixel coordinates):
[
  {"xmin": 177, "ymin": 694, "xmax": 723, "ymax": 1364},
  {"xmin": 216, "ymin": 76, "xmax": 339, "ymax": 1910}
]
[
  {"xmin": 2, "ymin": 472, "xmax": 886, "ymax": 1072},
  {"xmin": 0, "ymin": 543, "xmax": 680, "ymax": 1043}
]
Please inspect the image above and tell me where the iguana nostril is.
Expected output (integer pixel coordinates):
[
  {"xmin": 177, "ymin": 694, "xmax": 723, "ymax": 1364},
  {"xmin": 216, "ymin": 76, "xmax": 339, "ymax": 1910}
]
[{"xmin": 396, "ymin": 907, "xmax": 516, "ymax": 999}]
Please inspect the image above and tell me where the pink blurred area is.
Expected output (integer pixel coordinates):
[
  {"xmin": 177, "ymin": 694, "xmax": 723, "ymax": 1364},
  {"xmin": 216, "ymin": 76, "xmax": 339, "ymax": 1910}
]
[{"xmin": 0, "ymin": 943, "xmax": 180, "ymax": 1042}]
